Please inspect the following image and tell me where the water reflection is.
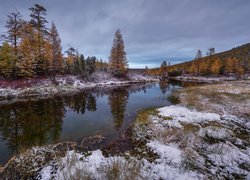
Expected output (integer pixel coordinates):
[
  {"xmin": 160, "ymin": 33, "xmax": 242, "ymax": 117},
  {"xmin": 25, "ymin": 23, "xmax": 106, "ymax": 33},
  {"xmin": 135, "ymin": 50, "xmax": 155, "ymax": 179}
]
[
  {"xmin": 108, "ymin": 88, "xmax": 129, "ymax": 130},
  {"xmin": 0, "ymin": 81, "xmax": 186, "ymax": 164},
  {"xmin": 0, "ymin": 98, "xmax": 64, "ymax": 156},
  {"xmin": 159, "ymin": 79, "xmax": 169, "ymax": 94}
]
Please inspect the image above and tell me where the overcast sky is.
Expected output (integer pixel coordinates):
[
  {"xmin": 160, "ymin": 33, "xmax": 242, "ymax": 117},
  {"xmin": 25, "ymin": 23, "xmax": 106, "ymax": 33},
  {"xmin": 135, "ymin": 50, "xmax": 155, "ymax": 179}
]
[{"xmin": 0, "ymin": 0, "xmax": 249, "ymax": 68}]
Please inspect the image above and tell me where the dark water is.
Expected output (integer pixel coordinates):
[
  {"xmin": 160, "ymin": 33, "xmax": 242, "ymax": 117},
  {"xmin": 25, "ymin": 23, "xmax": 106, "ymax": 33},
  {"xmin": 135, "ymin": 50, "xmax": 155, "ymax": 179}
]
[{"xmin": 0, "ymin": 80, "xmax": 192, "ymax": 165}]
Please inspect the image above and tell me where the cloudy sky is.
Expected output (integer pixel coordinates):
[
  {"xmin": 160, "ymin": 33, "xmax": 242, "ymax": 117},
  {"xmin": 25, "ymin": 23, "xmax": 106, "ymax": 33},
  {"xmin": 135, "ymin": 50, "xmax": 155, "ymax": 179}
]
[{"xmin": 0, "ymin": 0, "xmax": 249, "ymax": 68}]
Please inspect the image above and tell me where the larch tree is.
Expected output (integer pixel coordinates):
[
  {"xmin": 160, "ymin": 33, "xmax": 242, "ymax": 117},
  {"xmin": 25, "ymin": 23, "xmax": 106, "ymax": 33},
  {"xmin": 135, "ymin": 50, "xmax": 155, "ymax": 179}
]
[
  {"xmin": 211, "ymin": 58, "xmax": 222, "ymax": 75},
  {"xmin": 225, "ymin": 57, "xmax": 236, "ymax": 74},
  {"xmin": 195, "ymin": 49, "xmax": 203, "ymax": 60},
  {"xmin": 109, "ymin": 29, "xmax": 128, "ymax": 78},
  {"xmin": 4, "ymin": 10, "xmax": 23, "ymax": 56},
  {"xmin": 17, "ymin": 22, "xmax": 37, "ymax": 78},
  {"xmin": 49, "ymin": 22, "xmax": 63, "ymax": 74},
  {"xmin": 0, "ymin": 42, "xmax": 15, "ymax": 78},
  {"xmin": 206, "ymin": 47, "xmax": 215, "ymax": 56},
  {"xmin": 29, "ymin": 4, "xmax": 48, "ymax": 75}
]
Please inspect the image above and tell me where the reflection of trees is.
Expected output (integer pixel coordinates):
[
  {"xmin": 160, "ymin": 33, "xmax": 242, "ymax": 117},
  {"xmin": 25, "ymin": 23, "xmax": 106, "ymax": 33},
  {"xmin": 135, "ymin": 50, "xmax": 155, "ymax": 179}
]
[
  {"xmin": 0, "ymin": 98, "xmax": 65, "ymax": 155},
  {"xmin": 108, "ymin": 88, "xmax": 129, "ymax": 130},
  {"xmin": 64, "ymin": 92, "xmax": 97, "ymax": 114},
  {"xmin": 159, "ymin": 79, "xmax": 169, "ymax": 94},
  {"xmin": 86, "ymin": 94, "xmax": 97, "ymax": 112}
]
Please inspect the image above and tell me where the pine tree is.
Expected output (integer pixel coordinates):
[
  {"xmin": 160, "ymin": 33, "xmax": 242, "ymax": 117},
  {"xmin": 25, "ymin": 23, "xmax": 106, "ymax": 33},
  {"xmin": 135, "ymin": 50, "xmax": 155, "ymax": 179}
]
[
  {"xmin": 86, "ymin": 56, "xmax": 96, "ymax": 76},
  {"xmin": 109, "ymin": 29, "xmax": 128, "ymax": 78}
]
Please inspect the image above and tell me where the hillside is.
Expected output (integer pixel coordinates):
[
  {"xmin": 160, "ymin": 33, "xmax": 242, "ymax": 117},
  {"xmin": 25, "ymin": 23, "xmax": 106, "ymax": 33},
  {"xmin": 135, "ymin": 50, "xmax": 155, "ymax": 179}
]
[{"xmin": 167, "ymin": 43, "xmax": 250, "ymax": 76}]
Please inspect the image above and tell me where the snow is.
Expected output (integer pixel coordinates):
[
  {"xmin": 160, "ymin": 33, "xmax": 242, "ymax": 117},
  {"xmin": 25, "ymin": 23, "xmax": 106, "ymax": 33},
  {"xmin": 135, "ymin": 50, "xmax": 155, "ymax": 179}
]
[
  {"xmin": 155, "ymin": 105, "xmax": 221, "ymax": 128},
  {"xmin": 0, "ymin": 72, "xmax": 158, "ymax": 103},
  {"xmin": 173, "ymin": 75, "xmax": 236, "ymax": 82},
  {"xmin": 36, "ymin": 104, "xmax": 249, "ymax": 179}
]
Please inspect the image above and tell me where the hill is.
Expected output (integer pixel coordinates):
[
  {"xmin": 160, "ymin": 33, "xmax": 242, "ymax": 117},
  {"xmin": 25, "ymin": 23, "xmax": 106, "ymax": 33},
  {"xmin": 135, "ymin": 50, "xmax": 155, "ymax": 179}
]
[{"xmin": 167, "ymin": 43, "xmax": 250, "ymax": 77}]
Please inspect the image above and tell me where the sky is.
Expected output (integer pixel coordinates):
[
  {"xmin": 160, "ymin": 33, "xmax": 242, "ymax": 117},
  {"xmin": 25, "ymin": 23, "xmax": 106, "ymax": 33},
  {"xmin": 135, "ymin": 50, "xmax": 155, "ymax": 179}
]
[{"xmin": 0, "ymin": 0, "xmax": 250, "ymax": 68}]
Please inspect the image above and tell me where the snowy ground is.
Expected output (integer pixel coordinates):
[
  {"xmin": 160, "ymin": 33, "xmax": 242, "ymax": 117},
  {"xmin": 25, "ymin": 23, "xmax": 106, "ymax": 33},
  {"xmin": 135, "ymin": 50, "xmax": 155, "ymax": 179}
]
[
  {"xmin": 172, "ymin": 75, "xmax": 237, "ymax": 82},
  {"xmin": 1, "ymin": 80, "xmax": 249, "ymax": 179},
  {"xmin": 0, "ymin": 72, "xmax": 158, "ymax": 104}
]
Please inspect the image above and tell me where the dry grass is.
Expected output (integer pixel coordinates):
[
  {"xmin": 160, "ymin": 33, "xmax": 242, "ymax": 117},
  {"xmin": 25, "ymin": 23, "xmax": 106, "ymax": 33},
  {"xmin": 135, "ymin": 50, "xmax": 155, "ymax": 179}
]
[{"xmin": 175, "ymin": 81, "xmax": 250, "ymax": 117}]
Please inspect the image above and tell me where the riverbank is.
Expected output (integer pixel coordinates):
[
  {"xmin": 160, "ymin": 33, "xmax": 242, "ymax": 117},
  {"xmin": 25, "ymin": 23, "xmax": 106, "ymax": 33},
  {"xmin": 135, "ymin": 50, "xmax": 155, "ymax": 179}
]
[
  {"xmin": 1, "ymin": 80, "xmax": 249, "ymax": 179},
  {"xmin": 0, "ymin": 72, "xmax": 158, "ymax": 104},
  {"xmin": 170, "ymin": 75, "xmax": 238, "ymax": 82}
]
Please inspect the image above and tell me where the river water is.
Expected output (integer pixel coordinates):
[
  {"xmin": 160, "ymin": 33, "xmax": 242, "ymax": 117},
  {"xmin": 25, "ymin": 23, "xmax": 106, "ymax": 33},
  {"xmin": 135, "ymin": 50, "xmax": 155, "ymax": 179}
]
[{"xmin": 0, "ymin": 80, "xmax": 196, "ymax": 165}]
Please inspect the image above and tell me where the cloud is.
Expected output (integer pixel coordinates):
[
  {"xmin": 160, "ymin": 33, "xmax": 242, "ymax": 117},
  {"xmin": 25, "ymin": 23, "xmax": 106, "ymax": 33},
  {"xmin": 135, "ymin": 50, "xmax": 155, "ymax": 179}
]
[{"xmin": 0, "ymin": 0, "xmax": 250, "ymax": 68}]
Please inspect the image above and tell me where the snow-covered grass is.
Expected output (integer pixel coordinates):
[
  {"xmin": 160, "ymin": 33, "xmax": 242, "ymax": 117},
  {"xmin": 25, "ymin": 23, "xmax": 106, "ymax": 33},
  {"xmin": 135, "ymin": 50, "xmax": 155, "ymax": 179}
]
[
  {"xmin": 172, "ymin": 75, "xmax": 237, "ymax": 82},
  {"xmin": 1, "ymin": 80, "xmax": 249, "ymax": 179},
  {"xmin": 173, "ymin": 80, "xmax": 250, "ymax": 118},
  {"xmin": 0, "ymin": 72, "xmax": 158, "ymax": 103}
]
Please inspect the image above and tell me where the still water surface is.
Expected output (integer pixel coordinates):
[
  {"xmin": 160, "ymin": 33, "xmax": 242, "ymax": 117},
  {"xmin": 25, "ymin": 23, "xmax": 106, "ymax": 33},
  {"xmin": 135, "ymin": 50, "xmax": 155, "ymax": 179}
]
[{"xmin": 0, "ymin": 80, "xmax": 196, "ymax": 164}]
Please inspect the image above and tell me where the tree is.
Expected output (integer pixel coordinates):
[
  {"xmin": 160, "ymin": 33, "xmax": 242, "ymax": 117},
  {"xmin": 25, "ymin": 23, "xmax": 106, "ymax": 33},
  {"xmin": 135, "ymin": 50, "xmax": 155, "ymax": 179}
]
[
  {"xmin": 3, "ymin": 10, "xmax": 23, "ymax": 56},
  {"xmin": 65, "ymin": 47, "xmax": 76, "ymax": 74},
  {"xmin": 195, "ymin": 49, "xmax": 202, "ymax": 60},
  {"xmin": 211, "ymin": 58, "xmax": 222, "ymax": 75},
  {"xmin": 86, "ymin": 56, "xmax": 96, "ymax": 76},
  {"xmin": 225, "ymin": 57, "xmax": 236, "ymax": 74},
  {"xmin": 48, "ymin": 22, "xmax": 63, "ymax": 74},
  {"xmin": 207, "ymin": 47, "xmax": 215, "ymax": 56},
  {"xmin": 189, "ymin": 62, "xmax": 198, "ymax": 75},
  {"xmin": 29, "ymin": 4, "xmax": 48, "ymax": 75},
  {"xmin": 109, "ymin": 29, "xmax": 128, "ymax": 78},
  {"xmin": 0, "ymin": 42, "xmax": 15, "ymax": 78},
  {"xmin": 160, "ymin": 61, "xmax": 168, "ymax": 77}
]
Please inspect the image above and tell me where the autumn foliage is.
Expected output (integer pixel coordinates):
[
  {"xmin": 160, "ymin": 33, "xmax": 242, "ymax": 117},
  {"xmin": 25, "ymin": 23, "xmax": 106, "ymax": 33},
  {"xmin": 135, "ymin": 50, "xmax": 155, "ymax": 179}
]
[{"xmin": 0, "ymin": 4, "xmax": 107, "ymax": 80}]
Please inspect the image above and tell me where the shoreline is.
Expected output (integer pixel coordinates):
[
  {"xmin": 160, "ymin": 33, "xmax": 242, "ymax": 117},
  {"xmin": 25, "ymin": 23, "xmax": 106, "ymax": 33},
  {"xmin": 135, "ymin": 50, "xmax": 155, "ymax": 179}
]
[
  {"xmin": 0, "ymin": 73, "xmax": 159, "ymax": 105},
  {"xmin": 1, "ymin": 80, "xmax": 249, "ymax": 179}
]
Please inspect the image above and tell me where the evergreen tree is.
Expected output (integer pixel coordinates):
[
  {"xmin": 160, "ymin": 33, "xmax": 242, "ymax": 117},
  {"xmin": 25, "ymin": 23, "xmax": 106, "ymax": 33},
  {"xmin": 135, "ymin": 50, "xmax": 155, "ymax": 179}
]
[
  {"xmin": 109, "ymin": 29, "xmax": 128, "ymax": 78},
  {"xmin": 79, "ymin": 54, "xmax": 85, "ymax": 77},
  {"xmin": 86, "ymin": 56, "xmax": 96, "ymax": 76}
]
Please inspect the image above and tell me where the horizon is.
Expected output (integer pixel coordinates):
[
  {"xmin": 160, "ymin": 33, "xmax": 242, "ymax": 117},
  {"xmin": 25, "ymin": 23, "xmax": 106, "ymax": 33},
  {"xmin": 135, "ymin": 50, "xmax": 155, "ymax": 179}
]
[{"xmin": 0, "ymin": 0, "xmax": 250, "ymax": 68}]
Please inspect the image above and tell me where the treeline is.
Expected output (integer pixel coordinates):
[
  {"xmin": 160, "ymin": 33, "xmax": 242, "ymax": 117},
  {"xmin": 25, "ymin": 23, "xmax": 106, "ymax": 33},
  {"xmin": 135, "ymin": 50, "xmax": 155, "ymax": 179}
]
[
  {"xmin": 145, "ymin": 43, "xmax": 250, "ymax": 77},
  {"xmin": 0, "ymin": 4, "xmax": 108, "ymax": 79},
  {"xmin": 168, "ymin": 44, "xmax": 250, "ymax": 77}
]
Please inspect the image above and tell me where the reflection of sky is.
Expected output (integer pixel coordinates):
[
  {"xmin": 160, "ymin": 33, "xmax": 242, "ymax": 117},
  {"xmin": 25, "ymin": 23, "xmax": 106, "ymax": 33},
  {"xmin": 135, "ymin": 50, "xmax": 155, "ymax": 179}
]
[
  {"xmin": 60, "ymin": 83, "xmax": 181, "ymax": 144},
  {"xmin": 0, "ymin": 82, "xmax": 182, "ymax": 164}
]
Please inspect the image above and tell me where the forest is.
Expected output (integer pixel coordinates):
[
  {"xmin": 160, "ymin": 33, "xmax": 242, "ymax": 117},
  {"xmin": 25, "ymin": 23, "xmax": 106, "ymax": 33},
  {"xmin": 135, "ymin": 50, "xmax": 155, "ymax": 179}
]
[
  {"xmin": 0, "ymin": 4, "xmax": 110, "ymax": 80},
  {"xmin": 146, "ymin": 43, "xmax": 250, "ymax": 77}
]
